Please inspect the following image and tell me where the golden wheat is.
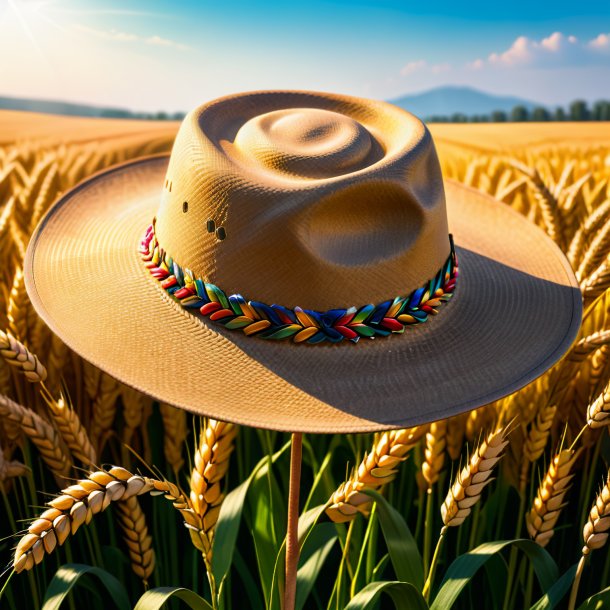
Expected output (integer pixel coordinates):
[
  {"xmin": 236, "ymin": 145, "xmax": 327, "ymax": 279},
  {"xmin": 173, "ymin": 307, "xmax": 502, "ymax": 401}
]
[
  {"xmin": 0, "ymin": 329, "xmax": 47, "ymax": 382},
  {"xmin": 326, "ymin": 425, "xmax": 427, "ymax": 523},
  {"xmin": 90, "ymin": 373, "xmax": 120, "ymax": 452},
  {"xmin": 441, "ymin": 425, "xmax": 509, "ymax": 528},
  {"xmin": 0, "ymin": 394, "xmax": 71, "ymax": 477},
  {"xmin": 13, "ymin": 466, "xmax": 203, "ymax": 572},
  {"xmin": 0, "ymin": 449, "xmax": 28, "ymax": 482},
  {"xmin": 159, "ymin": 402, "xmax": 188, "ymax": 474},
  {"xmin": 422, "ymin": 420, "xmax": 447, "ymax": 489},
  {"xmin": 115, "ymin": 496, "xmax": 155, "ymax": 585},
  {"xmin": 525, "ymin": 448, "xmax": 580, "ymax": 547},
  {"xmin": 190, "ymin": 419, "xmax": 237, "ymax": 561},
  {"xmin": 40, "ymin": 388, "xmax": 96, "ymax": 467}
]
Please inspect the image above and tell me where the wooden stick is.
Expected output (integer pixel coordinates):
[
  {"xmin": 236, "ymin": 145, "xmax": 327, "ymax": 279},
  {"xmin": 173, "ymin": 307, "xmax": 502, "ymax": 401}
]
[{"xmin": 284, "ymin": 432, "xmax": 303, "ymax": 610}]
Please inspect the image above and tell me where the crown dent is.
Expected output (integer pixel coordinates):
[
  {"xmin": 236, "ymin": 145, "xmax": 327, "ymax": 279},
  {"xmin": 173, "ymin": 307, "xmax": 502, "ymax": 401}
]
[
  {"xmin": 232, "ymin": 108, "xmax": 378, "ymax": 179},
  {"xmin": 154, "ymin": 91, "xmax": 449, "ymax": 311}
]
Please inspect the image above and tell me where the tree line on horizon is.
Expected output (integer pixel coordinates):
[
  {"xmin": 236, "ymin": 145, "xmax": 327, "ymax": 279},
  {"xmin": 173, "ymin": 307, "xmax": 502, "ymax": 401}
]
[{"xmin": 426, "ymin": 99, "xmax": 610, "ymax": 123}]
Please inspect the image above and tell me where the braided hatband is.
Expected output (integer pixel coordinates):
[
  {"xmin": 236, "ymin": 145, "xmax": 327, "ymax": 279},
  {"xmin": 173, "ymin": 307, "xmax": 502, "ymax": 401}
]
[{"xmin": 140, "ymin": 221, "xmax": 458, "ymax": 345}]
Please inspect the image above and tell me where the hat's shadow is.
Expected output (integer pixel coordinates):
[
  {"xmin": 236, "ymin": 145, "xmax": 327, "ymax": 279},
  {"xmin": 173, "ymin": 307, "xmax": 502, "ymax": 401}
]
[{"xmin": 208, "ymin": 247, "xmax": 581, "ymax": 428}]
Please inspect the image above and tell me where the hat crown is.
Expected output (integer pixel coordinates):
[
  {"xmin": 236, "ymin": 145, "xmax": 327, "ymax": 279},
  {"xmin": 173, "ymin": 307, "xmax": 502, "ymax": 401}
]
[{"xmin": 154, "ymin": 90, "xmax": 449, "ymax": 310}]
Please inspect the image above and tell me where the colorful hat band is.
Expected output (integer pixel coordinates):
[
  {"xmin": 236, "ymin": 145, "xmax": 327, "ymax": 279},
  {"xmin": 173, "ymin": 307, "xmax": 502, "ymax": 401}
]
[{"xmin": 140, "ymin": 221, "xmax": 459, "ymax": 345}]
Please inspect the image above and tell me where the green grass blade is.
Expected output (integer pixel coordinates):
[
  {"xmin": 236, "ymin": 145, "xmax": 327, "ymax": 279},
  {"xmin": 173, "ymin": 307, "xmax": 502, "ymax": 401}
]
[
  {"xmin": 577, "ymin": 584, "xmax": 610, "ymax": 609},
  {"xmin": 344, "ymin": 581, "xmax": 429, "ymax": 610},
  {"xmin": 430, "ymin": 539, "xmax": 559, "ymax": 610},
  {"xmin": 269, "ymin": 503, "xmax": 330, "ymax": 610},
  {"xmin": 213, "ymin": 440, "xmax": 291, "ymax": 595},
  {"xmin": 295, "ymin": 523, "xmax": 337, "ymax": 610},
  {"xmin": 362, "ymin": 489, "xmax": 424, "ymax": 590},
  {"xmin": 212, "ymin": 471, "xmax": 256, "ymax": 589},
  {"xmin": 530, "ymin": 564, "xmax": 578, "ymax": 610},
  {"xmin": 41, "ymin": 563, "xmax": 130, "ymax": 610},
  {"xmin": 134, "ymin": 587, "xmax": 214, "ymax": 610}
]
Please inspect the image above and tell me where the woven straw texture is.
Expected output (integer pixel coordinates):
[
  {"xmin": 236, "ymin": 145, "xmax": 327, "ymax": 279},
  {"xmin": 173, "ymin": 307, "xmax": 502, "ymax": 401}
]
[{"xmin": 24, "ymin": 91, "xmax": 582, "ymax": 432}]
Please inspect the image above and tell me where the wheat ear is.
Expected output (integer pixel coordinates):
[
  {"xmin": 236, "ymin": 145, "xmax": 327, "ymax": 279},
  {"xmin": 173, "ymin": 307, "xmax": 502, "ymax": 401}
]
[
  {"xmin": 441, "ymin": 424, "xmax": 509, "ymax": 528},
  {"xmin": 0, "ymin": 394, "xmax": 71, "ymax": 477},
  {"xmin": 582, "ymin": 255, "xmax": 610, "ymax": 298},
  {"xmin": 525, "ymin": 448, "xmax": 580, "ymax": 547},
  {"xmin": 90, "ymin": 374, "xmax": 120, "ymax": 453},
  {"xmin": 422, "ymin": 420, "xmax": 447, "ymax": 489},
  {"xmin": 0, "ymin": 449, "xmax": 28, "ymax": 482},
  {"xmin": 115, "ymin": 496, "xmax": 155, "ymax": 586},
  {"xmin": 0, "ymin": 329, "xmax": 47, "ymax": 382},
  {"xmin": 6, "ymin": 266, "xmax": 31, "ymax": 344},
  {"xmin": 587, "ymin": 379, "xmax": 610, "ymax": 428},
  {"xmin": 40, "ymin": 387, "xmax": 96, "ymax": 467},
  {"xmin": 446, "ymin": 413, "xmax": 467, "ymax": 461},
  {"xmin": 325, "ymin": 425, "xmax": 427, "ymax": 523},
  {"xmin": 13, "ymin": 466, "xmax": 203, "ymax": 572},
  {"xmin": 511, "ymin": 161, "xmax": 565, "ymax": 249},
  {"xmin": 190, "ymin": 419, "xmax": 237, "ymax": 562},
  {"xmin": 160, "ymin": 403, "xmax": 188, "ymax": 475},
  {"xmin": 568, "ymin": 471, "xmax": 610, "ymax": 610},
  {"xmin": 424, "ymin": 424, "xmax": 509, "ymax": 600},
  {"xmin": 120, "ymin": 386, "xmax": 146, "ymax": 445}
]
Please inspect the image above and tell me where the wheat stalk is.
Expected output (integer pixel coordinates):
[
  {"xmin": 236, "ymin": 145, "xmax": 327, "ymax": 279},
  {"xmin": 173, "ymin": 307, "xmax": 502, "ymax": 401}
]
[
  {"xmin": 424, "ymin": 424, "xmax": 509, "ymax": 600},
  {"xmin": 587, "ymin": 378, "xmax": 610, "ymax": 428},
  {"xmin": 0, "ymin": 329, "xmax": 47, "ymax": 382},
  {"xmin": 325, "ymin": 425, "xmax": 427, "ymax": 523},
  {"xmin": 422, "ymin": 420, "xmax": 447, "ymax": 489},
  {"xmin": 115, "ymin": 496, "xmax": 155, "ymax": 586},
  {"xmin": 0, "ymin": 394, "xmax": 71, "ymax": 478},
  {"xmin": 525, "ymin": 448, "xmax": 580, "ymax": 547},
  {"xmin": 0, "ymin": 448, "xmax": 28, "ymax": 482},
  {"xmin": 40, "ymin": 387, "xmax": 96, "ymax": 467},
  {"xmin": 446, "ymin": 413, "xmax": 467, "ymax": 461},
  {"xmin": 120, "ymin": 385, "xmax": 146, "ymax": 445},
  {"xmin": 90, "ymin": 373, "xmax": 120, "ymax": 453},
  {"xmin": 6, "ymin": 266, "xmax": 31, "ymax": 343},
  {"xmin": 160, "ymin": 402, "xmax": 188, "ymax": 474},
  {"xmin": 190, "ymin": 419, "xmax": 237, "ymax": 562},
  {"xmin": 577, "ymin": 217, "xmax": 610, "ymax": 282},
  {"xmin": 568, "ymin": 471, "xmax": 610, "ymax": 610},
  {"xmin": 13, "ymin": 466, "xmax": 204, "ymax": 573},
  {"xmin": 520, "ymin": 401, "xmax": 556, "ymax": 488},
  {"xmin": 582, "ymin": 259, "xmax": 610, "ymax": 301},
  {"xmin": 441, "ymin": 424, "xmax": 509, "ymax": 527}
]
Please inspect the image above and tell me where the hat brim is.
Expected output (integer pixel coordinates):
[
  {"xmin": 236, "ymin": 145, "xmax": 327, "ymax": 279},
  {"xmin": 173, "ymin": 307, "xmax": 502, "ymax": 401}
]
[{"xmin": 24, "ymin": 155, "xmax": 582, "ymax": 433}]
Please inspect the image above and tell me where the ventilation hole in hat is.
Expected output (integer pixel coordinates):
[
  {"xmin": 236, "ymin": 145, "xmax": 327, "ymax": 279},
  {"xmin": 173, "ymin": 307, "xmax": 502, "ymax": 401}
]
[
  {"xmin": 206, "ymin": 219, "xmax": 216, "ymax": 233},
  {"xmin": 169, "ymin": 181, "xmax": 172, "ymax": 192},
  {"xmin": 183, "ymin": 201, "xmax": 188, "ymax": 213},
  {"xmin": 216, "ymin": 226, "xmax": 226, "ymax": 241}
]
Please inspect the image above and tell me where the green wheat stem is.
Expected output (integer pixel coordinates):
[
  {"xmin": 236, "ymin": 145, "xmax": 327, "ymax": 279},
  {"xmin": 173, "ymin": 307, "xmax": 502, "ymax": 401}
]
[
  {"xmin": 423, "ymin": 526, "xmax": 447, "ymax": 600},
  {"xmin": 423, "ymin": 487, "xmax": 434, "ymax": 580}
]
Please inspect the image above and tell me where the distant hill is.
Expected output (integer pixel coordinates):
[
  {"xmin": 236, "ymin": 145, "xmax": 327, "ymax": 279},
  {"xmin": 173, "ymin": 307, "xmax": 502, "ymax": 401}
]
[
  {"xmin": 0, "ymin": 95, "xmax": 184, "ymax": 120},
  {"xmin": 388, "ymin": 86, "xmax": 541, "ymax": 119}
]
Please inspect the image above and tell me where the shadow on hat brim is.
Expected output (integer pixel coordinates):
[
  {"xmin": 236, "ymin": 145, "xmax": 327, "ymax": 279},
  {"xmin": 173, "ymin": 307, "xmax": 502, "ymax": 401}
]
[{"xmin": 24, "ymin": 155, "xmax": 582, "ymax": 433}]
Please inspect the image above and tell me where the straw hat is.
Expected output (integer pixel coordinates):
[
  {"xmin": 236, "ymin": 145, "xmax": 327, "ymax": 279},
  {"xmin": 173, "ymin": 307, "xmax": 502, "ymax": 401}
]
[{"xmin": 24, "ymin": 90, "xmax": 582, "ymax": 433}]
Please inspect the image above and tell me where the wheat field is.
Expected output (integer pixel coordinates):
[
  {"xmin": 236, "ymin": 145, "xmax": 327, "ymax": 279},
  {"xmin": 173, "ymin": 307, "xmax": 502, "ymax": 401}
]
[{"xmin": 1, "ymin": 111, "xmax": 610, "ymax": 609}]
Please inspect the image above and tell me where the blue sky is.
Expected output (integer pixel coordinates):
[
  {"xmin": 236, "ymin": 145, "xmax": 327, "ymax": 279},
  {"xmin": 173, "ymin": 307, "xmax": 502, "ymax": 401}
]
[{"xmin": 0, "ymin": 0, "xmax": 609, "ymax": 112}]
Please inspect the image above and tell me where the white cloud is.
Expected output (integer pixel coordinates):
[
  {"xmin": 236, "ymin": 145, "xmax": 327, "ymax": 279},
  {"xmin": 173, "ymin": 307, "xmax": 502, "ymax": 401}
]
[
  {"xmin": 483, "ymin": 31, "xmax": 609, "ymax": 68},
  {"xmin": 589, "ymin": 33, "xmax": 610, "ymax": 50},
  {"xmin": 400, "ymin": 60, "xmax": 451, "ymax": 77},
  {"xmin": 400, "ymin": 60, "xmax": 426, "ymax": 76},
  {"xmin": 73, "ymin": 24, "xmax": 188, "ymax": 50}
]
